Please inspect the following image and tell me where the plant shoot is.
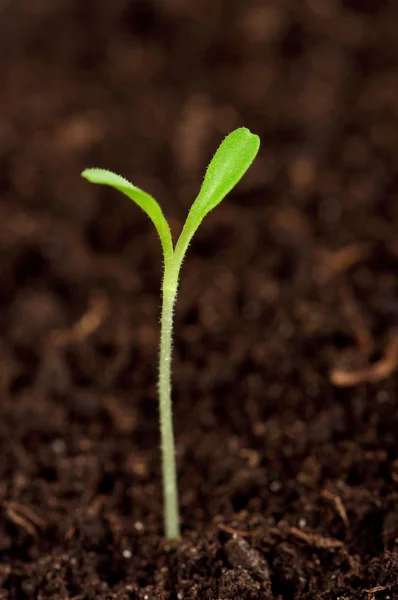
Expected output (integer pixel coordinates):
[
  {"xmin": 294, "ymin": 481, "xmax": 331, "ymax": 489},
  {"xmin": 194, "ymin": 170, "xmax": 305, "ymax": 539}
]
[{"xmin": 82, "ymin": 127, "xmax": 260, "ymax": 539}]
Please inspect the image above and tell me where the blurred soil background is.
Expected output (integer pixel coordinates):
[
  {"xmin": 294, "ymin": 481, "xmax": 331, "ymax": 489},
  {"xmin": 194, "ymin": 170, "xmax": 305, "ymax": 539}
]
[{"xmin": 1, "ymin": 1, "xmax": 398, "ymax": 598}]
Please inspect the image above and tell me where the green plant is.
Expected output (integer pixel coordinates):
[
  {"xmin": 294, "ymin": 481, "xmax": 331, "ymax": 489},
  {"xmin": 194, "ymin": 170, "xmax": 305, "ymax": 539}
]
[{"xmin": 82, "ymin": 127, "xmax": 260, "ymax": 539}]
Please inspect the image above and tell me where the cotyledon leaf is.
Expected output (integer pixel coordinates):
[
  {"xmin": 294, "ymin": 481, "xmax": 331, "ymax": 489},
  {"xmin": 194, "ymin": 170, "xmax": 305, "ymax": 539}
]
[
  {"xmin": 81, "ymin": 168, "xmax": 174, "ymax": 263},
  {"xmin": 175, "ymin": 127, "xmax": 260, "ymax": 265}
]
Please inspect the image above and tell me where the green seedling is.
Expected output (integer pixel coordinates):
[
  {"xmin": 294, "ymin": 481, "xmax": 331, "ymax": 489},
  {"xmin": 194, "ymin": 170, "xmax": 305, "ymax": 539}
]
[{"xmin": 82, "ymin": 127, "xmax": 260, "ymax": 539}]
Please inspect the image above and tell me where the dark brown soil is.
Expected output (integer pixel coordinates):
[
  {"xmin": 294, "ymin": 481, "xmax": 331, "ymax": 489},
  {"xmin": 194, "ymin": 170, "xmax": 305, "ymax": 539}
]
[{"xmin": 1, "ymin": 1, "xmax": 398, "ymax": 598}]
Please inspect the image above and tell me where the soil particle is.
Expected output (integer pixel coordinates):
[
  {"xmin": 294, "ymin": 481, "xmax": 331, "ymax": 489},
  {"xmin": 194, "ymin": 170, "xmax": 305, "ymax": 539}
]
[{"xmin": 224, "ymin": 535, "xmax": 271, "ymax": 584}]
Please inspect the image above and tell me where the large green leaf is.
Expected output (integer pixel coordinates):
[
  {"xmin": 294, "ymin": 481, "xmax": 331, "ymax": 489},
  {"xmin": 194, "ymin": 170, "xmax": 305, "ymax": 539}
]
[{"xmin": 175, "ymin": 127, "xmax": 260, "ymax": 265}]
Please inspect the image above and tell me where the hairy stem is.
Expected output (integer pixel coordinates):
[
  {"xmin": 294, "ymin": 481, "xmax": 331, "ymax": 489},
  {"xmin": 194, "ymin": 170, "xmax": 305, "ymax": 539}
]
[{"xmin": 158, "ymin": 277, "xmax": 180, "ymax": 539}]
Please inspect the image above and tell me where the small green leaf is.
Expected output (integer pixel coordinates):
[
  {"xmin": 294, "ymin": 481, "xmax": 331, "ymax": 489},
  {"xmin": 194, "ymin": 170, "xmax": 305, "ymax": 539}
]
[
  {"xmin": 175, "ymin": 127, "xmax": 260, "ymax": 264},
  {"xmin": 81, "ymin": 168, "xmax": 173, "ymax": 263}
]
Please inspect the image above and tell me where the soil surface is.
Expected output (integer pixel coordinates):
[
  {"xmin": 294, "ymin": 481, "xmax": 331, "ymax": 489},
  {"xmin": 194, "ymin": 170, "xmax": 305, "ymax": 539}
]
[{"xmin": 1, "ymin": 1, "xmax": 398, "ymax": 598}]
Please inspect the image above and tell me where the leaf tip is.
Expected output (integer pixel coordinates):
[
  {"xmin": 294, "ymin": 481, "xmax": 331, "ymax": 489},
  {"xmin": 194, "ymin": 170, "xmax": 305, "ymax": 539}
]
[
  {"xmin": 235, "ymin": 126, "xmax": 260, "ymax": 150},
  {"xmin": 81, "ymin": 168, "xmax": 99, "ymax": 182},
  {"xmin": 80, "ymin": 168, "xmax": 133, "ymax": 188}
]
